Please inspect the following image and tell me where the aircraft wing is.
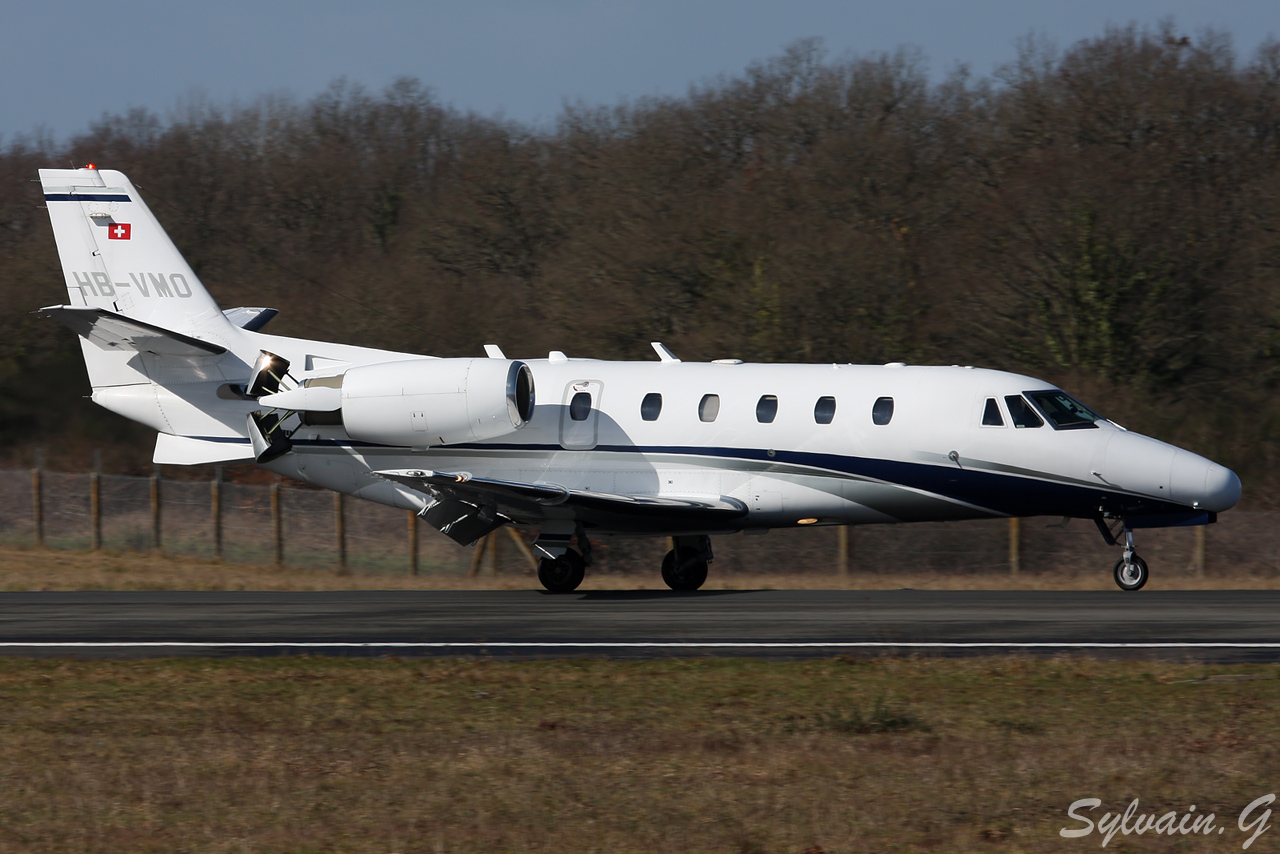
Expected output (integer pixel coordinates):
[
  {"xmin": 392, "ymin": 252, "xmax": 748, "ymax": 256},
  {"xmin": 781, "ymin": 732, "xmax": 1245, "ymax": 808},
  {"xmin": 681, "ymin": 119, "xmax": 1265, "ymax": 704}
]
[
  {"xmin": 41, "ymin": 305, "xmax": 226, "ymax": 357},
  {"xmin": 375, "ymin": 468, "xmax": 748, "ymax": 541}
]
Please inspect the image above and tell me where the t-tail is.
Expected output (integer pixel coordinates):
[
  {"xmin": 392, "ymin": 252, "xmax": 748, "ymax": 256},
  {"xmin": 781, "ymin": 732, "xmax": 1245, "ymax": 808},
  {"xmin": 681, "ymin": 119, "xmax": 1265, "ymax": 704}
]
[{"xmin": 38, "ymin": 166, "xmax": 261, "ymax": 459}]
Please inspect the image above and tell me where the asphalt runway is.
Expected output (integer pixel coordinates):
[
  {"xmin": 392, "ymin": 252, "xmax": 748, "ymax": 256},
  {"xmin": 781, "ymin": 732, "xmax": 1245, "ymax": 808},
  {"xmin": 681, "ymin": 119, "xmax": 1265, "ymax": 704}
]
[{"xmin": 1, "ymin": 589, "xmax": 1279, "ymax": 661}]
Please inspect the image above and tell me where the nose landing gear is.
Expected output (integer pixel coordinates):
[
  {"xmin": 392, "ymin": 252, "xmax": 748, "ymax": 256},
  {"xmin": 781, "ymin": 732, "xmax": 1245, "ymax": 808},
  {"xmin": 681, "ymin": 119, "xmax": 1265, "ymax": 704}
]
[
  {"xmin": 1096, "ymin": 518, "xmax": 1149, "ymax": 591},
  {"xmin": 1113, "ymin": 529, "xmax": 1149, "ymax": 591}
]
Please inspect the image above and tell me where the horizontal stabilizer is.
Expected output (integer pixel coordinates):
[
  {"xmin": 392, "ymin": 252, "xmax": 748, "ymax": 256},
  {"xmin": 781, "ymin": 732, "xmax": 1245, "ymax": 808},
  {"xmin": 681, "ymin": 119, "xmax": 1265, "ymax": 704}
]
[
  {"xmin": 41, "ymin": 305, "xmax": 226, "ymax": 357},
  {"xmin": 153, "ymin": 433, "xmax": 254, "ymax": 465}
]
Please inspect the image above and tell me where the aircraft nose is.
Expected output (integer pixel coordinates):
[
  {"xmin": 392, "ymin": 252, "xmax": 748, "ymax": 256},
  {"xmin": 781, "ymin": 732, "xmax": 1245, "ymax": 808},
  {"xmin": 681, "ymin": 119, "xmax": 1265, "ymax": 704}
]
[
  {"xmin": 1202, "ymin": 464, "xmax": 1242, "ymax": 513},
  {"xmin": 1170, "ymin": 451, "xmax": 1241, "ymax": 512}
]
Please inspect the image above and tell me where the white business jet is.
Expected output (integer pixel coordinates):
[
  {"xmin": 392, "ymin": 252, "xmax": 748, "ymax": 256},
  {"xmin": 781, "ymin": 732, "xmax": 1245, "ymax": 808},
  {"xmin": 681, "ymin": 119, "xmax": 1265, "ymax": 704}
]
[{"xmin": 37, "ymin": 167, "xmax": 1241, "ymax": 592}]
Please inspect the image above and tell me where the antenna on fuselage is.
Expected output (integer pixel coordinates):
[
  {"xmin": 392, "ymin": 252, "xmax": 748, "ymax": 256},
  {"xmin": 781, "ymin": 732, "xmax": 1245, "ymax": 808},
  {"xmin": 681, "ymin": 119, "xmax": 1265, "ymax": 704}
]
[{"xmin": 651, "ymin": 342, "xmax": 680, "ymax": 363}]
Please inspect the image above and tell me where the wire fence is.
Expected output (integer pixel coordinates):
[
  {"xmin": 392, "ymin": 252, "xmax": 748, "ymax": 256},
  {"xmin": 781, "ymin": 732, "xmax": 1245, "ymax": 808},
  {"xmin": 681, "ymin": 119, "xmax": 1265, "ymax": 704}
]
[{"xmin": 1, "ymin": 467, "xmax": 1278, "ymax": 579}]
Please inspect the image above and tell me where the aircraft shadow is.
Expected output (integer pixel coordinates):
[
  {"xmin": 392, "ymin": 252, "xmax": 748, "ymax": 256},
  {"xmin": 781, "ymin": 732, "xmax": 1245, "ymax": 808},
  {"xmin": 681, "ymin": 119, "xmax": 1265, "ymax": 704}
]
[{"xmin": 563, "ymin": 589, "xmax": 756, "ymax": 600}]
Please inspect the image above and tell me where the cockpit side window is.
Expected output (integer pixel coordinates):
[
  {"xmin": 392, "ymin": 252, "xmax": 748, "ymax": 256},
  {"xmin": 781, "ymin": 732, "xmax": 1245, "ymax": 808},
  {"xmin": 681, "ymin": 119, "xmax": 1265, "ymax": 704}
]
[
  {"xmin": 1024, "ymin": 390, "xmax": 1102, "ymax": 430},
  {"xmin": 981, "ymin": 397, "xmax": 1005, "ymax": 427},
  {"xmin": 1005, "ymin": 395, "xmax": 1043, "ymax": 428}
]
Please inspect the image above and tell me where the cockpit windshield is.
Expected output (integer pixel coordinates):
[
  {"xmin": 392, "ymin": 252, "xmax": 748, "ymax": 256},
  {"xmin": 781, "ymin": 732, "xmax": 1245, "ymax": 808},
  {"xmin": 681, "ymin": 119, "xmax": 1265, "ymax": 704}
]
[{"xmin": 1024, "ymin": 390, "xmax": 1103, "ymax": 430}]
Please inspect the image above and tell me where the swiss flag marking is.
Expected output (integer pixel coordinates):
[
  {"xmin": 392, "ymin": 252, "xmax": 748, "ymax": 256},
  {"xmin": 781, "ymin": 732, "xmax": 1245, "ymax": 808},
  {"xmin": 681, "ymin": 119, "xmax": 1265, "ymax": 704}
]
[{"xmin": 108, "ymin": 223, "xmax": 131, "ymax": 240}]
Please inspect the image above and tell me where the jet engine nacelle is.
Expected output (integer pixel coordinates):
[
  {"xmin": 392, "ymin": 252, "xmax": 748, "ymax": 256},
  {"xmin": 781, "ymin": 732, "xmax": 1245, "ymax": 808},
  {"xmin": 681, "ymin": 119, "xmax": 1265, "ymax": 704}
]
[{"xmin": 340, "ymin": 358, "xmax": 535, "ymax": 446}]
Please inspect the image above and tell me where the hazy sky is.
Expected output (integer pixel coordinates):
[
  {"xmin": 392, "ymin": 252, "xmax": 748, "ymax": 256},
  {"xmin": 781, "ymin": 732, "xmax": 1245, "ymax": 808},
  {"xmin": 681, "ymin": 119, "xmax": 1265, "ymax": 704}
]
[{"xmin": 3, "ymin": 1, "xmax": 1276, "ymax": 141}]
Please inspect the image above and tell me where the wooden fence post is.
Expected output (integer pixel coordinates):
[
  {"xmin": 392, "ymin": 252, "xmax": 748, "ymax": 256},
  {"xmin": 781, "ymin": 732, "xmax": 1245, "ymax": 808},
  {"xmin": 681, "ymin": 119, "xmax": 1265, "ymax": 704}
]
[
  {"xmin": 150, "ymin": 465, "xmax": 162, "ymax": 554},
  {"xmin": 505, "ymin": 528, "xmax": 539, "ymax": 571},
  {"xmin": 1191, "ymin": 525, "xmax": 1206, "ymax": 579},
  {"xmin": 1008, "ymin": 517, "xmax": 1021, "ymax": 576},
  {"xmin": 89, "ymin": 450, "xmax": 102, "ymax": 551},
  {"xmin": 271, "ymin": 479, "xmax": 283, "ymax": 566},
  {"xmin": 334, "ymin": 491, "xmax": 347, "ymax": 575},
  {"xmin": 407, "ymin": 510, "xmax": 419, "ymax": 576},
  {"xmin": 836, "ymin": 525, "xmax": 849, "ymax": 576},
  {"xmin": 31, "ymin": 448, "xmax": 43, "ymax": 549},
  {"xmin": 211, "ymin": 466, "xmax": 223, "ymax": 560},
  {"xmin": 468, "ymin": 534, "xmax": 489, "ymax": 577}
]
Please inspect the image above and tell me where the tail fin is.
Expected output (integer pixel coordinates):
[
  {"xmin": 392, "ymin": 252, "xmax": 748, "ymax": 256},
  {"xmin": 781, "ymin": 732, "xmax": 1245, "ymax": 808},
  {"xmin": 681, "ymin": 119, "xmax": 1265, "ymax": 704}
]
[
  {"xmin": 39, "ymin": 167, "xmax": 253, "ymax": 446},
  {"xmin": 39, "ymin": 167, "xmax": 230, "ymax": 336}
]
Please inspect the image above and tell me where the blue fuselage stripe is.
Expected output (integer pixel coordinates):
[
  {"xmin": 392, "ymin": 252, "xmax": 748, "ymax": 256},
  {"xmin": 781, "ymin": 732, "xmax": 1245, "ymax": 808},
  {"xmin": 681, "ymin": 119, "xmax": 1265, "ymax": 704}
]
[
  {"xmin": 193, "ymin": 435, "xmax": 1193, "ymax": 520},
  {"xmin": 44, "ymin": 194, "xmax": 131, "ymax": 202}
]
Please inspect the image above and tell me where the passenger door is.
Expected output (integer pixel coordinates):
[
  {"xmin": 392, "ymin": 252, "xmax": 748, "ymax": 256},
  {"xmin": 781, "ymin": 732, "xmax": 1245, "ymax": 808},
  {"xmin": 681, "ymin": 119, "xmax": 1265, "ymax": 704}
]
[{"xmin": 559, "ymin": 380, "xmax": 603, "ymax": 450}]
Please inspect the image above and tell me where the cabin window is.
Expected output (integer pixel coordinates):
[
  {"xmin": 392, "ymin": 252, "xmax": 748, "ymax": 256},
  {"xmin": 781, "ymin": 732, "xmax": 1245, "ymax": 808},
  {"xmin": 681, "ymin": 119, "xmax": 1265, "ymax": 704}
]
[
  {"xmin": 569, "ymin": 391, "xmax": 592, "ymax": 422},
  {"xmin": 872, "ymin": 397, "xmax": 893, "ymax": 426},
  {"xmin": 756, "ymin": 395, "xmax": 778, "ymax": 423},
  {"xmin": 640, "ymin": 392, "xmax": 663, "ymax": 421},
  {"xmin": 981, "ymin": 397, "xmax": 1005, "ymax": 426},
  {"xmin": 1005, "ymin": 395, "xmax": 1044, "ymax": 428},
  {"xmin": 1024, "ymin": 390, "xmax": 1101, "ymax": 430},
  {"xmin": 699, "ymin": 394, "xmax": 720, "ymax": 422},
  {"xmin": 814, "ymin": 396, "xmax": 837, "ymax": 424}
]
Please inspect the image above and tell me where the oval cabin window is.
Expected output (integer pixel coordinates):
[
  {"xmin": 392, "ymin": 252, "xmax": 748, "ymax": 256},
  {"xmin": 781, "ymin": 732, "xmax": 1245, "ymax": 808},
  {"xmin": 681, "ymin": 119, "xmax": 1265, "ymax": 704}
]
[
  {"xmin": 814, "ymin": 396, "xmax": 837, "ymax": 425},
  {"xmin": 756, "ymin": 395, "xmax": 778, "ymax": 423},
  {"xmin": 569, "ymin": 391, "xmax": 592, "ymax": 422},
  {"xmin": 640, "ymin": 392, "xmax": 663, "ymax": 421},
  {"xmin": 872, "ymin": 397, "xmax": 894, "ymax": 425},
  {"xmin": 699, "ymin": 394, "xmax": 720, "ymax": 422}
]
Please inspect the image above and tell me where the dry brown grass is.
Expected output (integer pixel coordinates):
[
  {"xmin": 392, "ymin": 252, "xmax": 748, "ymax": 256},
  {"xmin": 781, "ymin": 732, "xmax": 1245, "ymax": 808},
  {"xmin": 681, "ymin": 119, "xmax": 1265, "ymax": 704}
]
[
  {"xmin": 2, "ymin": 544, "xmax": 1279, "ymax": 591},
  {"xmin": 0, "ymin": 656, "xmax": 1276, "ymax": 853}
]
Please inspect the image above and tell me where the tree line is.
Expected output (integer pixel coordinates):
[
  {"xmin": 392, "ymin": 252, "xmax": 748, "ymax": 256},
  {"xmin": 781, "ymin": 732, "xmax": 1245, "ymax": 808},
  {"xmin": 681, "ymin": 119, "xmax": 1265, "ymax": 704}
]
[{"xmin": 2, "ymin": 23, "xmax": 1279, "ymax": 502}]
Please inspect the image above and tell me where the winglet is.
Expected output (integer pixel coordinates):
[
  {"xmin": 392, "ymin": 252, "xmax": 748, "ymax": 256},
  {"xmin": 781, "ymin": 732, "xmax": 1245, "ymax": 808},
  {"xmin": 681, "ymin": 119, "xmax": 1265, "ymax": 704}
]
[{"xmin": 651, "ymin": 342, "xmax": 680, "ymax": 363}]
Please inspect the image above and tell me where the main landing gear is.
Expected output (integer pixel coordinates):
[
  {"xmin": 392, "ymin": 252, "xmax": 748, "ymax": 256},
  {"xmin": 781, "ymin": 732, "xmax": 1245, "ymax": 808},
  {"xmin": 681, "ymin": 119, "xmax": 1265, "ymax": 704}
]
[
  {"xmin": 661, "ymin": 536, "xmax": 713, "ymax": 592},
  {"xmin": 537, "ymin": 550, "xmax": 586, "ymax": 593},
  {"xmin": 1096, "ymin": 518, "xmax": 1149, "ymax": 591},
  {"xmin": 531, "ymin": 529, "xmax": 715, "ymax": 593},
  {"xmin": 534, "ymin": 525, "xmax": 592, "ymax": 593}
]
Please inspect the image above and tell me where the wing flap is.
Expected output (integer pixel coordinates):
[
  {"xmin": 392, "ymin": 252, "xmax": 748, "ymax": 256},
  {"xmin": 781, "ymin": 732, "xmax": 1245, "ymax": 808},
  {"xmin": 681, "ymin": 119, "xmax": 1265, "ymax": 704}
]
[{"xmin": 375, "ymin": 469, "xmax": 748, "ymax": 521}]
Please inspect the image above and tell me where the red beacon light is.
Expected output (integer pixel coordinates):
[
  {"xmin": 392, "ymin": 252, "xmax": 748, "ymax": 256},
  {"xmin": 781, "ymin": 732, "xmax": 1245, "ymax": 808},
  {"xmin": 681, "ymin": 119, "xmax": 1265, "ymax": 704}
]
[{"xmin": 84, "ymin": 163, "xmax": 96, "ymax": 170}]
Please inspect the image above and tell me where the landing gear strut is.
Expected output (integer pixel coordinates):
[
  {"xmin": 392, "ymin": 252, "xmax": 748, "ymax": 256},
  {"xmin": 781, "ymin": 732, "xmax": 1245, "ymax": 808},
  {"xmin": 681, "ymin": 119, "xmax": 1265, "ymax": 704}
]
[
  {"xmin": 662, "ymin": 535, "xmax": 712, "ymax": 591},
  {"xmin": 1096, "ymin": 518, "xmax": 1149, "ymax": 591}
]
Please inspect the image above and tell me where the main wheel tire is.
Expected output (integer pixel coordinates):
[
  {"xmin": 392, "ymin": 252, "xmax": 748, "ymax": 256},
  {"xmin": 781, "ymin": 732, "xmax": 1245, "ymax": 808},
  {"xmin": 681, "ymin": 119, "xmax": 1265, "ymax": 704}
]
[
  {"xmin": 538, "ymin": 551, "xmax": 585, "ymax": 593},
  {"xmin": 1113, "ymin": 554, "xmax": 1149, "ymax": 591},
  {"xmin": 661, "ymin": 549, "xmax": 708, "ymax": 591}
]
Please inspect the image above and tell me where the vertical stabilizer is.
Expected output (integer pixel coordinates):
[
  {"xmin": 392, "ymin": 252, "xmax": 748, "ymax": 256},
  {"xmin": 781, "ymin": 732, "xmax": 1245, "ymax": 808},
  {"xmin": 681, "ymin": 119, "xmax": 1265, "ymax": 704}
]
[
  {"xmin": 39, "ymin": 167, "xmax": 230, "ymax": 337},
  {"xmin": 39, "ymin": 167, "xmax": 252, "ymax": 441}
]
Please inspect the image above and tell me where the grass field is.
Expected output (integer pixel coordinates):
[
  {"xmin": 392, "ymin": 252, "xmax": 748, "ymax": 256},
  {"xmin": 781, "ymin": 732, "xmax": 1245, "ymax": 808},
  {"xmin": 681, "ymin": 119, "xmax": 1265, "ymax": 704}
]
[
  {"xmin": 4, "ymin": 545, "xmax": 1280, "ymax": 591},
  {"xmin": 0, "ymin": 656, "xmax": 1276, "ymax": 853}
]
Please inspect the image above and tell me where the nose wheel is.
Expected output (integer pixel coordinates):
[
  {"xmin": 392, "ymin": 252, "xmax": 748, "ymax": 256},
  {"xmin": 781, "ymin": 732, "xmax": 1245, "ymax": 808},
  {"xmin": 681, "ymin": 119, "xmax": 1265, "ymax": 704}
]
[
  {"xmin": 1096, "ymin": 518, "xmax": 1150, "ymax": 591},
  {"xmin": 1113, "ymin": 554, "xmax": 1149, "ymax": 591}
]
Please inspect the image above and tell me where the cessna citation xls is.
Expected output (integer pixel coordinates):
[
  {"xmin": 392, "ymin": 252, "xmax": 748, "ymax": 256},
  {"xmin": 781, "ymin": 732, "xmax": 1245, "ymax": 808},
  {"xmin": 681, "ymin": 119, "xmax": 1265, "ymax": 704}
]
[{"xmin": 37, "ymin": 167, "xmax": 1241, "ymax": 592}]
